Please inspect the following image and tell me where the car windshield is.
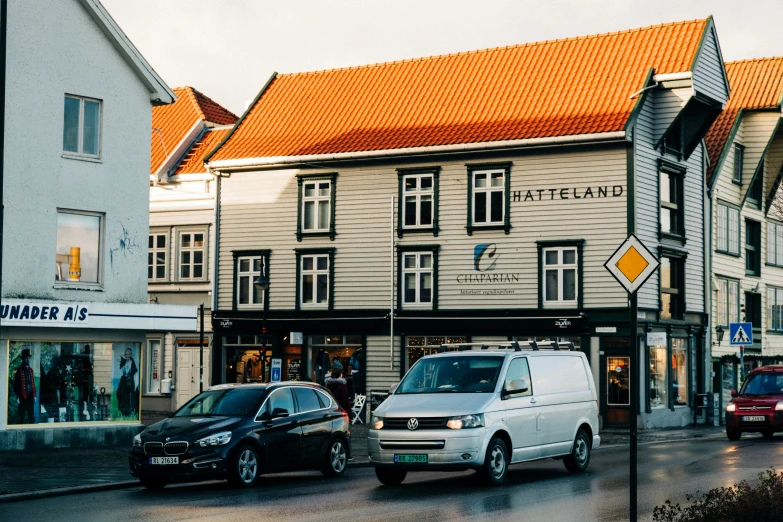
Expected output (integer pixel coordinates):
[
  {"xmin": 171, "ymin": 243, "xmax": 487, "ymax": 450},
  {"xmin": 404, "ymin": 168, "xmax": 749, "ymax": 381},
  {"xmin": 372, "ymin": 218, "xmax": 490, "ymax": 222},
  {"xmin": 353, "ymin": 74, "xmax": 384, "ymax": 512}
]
[
  {"xmin": 175, "ymin": 388, "xmax": 267, "ymax": 417},
  {"xmin": 739, "ymin": 373, "xmax": 783, "ymax": 396},
  {"xmin": 396, "ymin": 356, "xmax": 503, "ymax": 394}
]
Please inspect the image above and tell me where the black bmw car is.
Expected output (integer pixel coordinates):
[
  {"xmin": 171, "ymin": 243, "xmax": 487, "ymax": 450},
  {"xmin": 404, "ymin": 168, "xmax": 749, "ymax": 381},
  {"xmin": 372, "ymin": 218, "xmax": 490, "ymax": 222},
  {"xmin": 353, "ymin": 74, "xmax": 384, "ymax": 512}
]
[{"xmin": 129, "ymin": 382, "xmax": 351, "ymax": 489}]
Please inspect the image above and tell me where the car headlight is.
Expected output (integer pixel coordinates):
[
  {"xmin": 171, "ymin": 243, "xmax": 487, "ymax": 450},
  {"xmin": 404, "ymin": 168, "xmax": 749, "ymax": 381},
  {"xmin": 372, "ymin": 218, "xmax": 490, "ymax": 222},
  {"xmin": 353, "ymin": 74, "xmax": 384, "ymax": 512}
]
[
  {"xmin": 133, "ymin": 433, "xmax": 142, "ymax": 448},
  {"xmin": 776, "ymin": 401, "xmax": 783, "ymax": 412},
  {"xmin": 726, "ymin": 403, "xmax": 736, "ymax": 412},
  {"xmin": 195, "ymin": 431, "xmax": 232, "ymax": 447},
  {"xmin": 372, "ymin": 416, "xmax": 384, "ymax": 430},
  {"xmin": 447, "ymin": 414, "xmax": 484, "ymax": 430}
]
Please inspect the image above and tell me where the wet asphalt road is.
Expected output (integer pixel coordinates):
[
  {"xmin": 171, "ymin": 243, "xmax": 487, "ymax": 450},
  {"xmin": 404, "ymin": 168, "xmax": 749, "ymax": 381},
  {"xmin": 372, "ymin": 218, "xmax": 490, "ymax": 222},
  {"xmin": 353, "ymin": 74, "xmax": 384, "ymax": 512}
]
[{"xmin": 2, "ymin": 434, "xmax": 783, "ymax": 522}]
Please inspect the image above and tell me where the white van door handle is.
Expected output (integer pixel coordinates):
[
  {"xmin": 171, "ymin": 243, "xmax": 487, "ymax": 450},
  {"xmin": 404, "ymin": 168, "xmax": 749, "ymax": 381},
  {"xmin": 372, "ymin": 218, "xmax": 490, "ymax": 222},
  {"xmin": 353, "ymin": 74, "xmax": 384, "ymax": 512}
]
[{"xmin": 530, "ymin": 398, "xmax": 537, "ymax": 404}]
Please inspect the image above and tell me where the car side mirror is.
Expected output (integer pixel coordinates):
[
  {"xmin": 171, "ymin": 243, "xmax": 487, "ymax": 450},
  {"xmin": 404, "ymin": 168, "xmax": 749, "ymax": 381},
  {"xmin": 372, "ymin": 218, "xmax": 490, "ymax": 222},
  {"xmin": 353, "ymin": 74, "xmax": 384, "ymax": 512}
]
[
  {"xmin": 270, "ymin": 407, "xmax": 290, "ymax": 419},
  {"xmin": 389, "ymin": 383, "xmax": 399, "ymax": 394},
  {"xmin": 502, "ymin": 378, "xmax": 529, "ymax": 398},
  {"xmin": 730, "ymin": 389, "xmax": 738, "ymax": 398}
]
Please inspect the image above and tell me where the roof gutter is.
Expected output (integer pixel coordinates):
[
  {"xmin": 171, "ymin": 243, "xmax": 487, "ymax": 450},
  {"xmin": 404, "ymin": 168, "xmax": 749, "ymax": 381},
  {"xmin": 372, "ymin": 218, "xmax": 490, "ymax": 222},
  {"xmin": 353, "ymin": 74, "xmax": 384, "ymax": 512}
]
[
  {"xmin": 154, "ymin": 120, "xmax": 206, "ymax": 182},
  {"xmin": 208, "ymin": 131, "xmax": 627, "ymax": 170}
]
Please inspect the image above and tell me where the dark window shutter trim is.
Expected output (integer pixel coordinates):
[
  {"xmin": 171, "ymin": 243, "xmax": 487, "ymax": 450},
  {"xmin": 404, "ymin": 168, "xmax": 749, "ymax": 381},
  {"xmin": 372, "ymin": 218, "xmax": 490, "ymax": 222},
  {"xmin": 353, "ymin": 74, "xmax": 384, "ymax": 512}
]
[
  {"xmin": 294, "ymin": 247, "xmax": 336, "ymax": 311},
  {"xmin": 296, "ymin": 173, "xmax": 338, "ymax": 242},
  {"xmin": 396, "ymin": 167, "xmax": 440, "ymax": 239},
  {"xmin": 466, "ymin": 162, "xmax": 512, "ymax": 236},
  {"xmin": 396, "ymin": 244, "xmax": 439, "ymax": 311}
]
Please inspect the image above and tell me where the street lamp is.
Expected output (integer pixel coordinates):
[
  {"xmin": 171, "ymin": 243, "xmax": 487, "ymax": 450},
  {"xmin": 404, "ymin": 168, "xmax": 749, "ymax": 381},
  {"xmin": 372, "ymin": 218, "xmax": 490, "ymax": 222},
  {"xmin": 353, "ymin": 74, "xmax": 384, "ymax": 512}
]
[
  {"xmin": 716, "ymin": 325, "xmax": 724, "ymax": 346},
  {"xmin": 254, "ymin": 273, "xmax": 270, "ymax": 380}
]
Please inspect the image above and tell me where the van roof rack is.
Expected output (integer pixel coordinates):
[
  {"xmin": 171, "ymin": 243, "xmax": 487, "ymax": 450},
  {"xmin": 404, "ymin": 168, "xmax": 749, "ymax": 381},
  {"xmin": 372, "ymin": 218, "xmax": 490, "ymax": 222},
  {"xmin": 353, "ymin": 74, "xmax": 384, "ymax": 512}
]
[{"xmin": 438, "ymin": 341, "xmax": 574, "ymax": 353}]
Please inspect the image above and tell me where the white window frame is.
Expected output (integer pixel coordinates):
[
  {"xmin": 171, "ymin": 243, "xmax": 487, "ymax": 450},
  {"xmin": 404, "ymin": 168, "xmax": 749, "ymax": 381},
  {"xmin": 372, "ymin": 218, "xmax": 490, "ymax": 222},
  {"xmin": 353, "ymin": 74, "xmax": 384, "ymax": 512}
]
[
  {"xmin": 472, "ymin": 169, "xmax": 505, "ymax": 225},
  {"xmin": 176, "ymin": 228, "xmax": 208, "ymax": 282},
  {"xmin": 402, "ymin": 173, "xmax": 434, "ymax": 228},
  {"xmin": 236, "ymin": 256, "xmax": 263, "ymax": 308},
  {"xmin": 401, "ymin": 252, "xmax": 433, "ymax": 308},
  {"xmin": 542, "ymin": 247, "xmax": 578, "ymax": 308},
  {"xmin": 63, "ymin": 94, "xmax": 102, "ymax": 159},
  {"xmin": 301, "ymin": 180, "xmax": 331, "ymax": 232},
  {"xmin": 717, "ymin": 203, "xmax": 740, "ymax": 255},
  {"xmin": 148, "ymin": 230, "xmax": 169, "ymax": 282},
  {"xmin": 768, "ymin": 221, "xmax": 783, "ymax": 267},
  {"xmin": 300, "ymin": 254, "xmax": 329, "ymax": 308},
  {"xmin": 55, "ymin": 209, "xmax": 104, "ymax": 287},
  {"xmin": 715, "ymin": 278, "xmax": 739, "ymax": 327},
  {"xmin": 769, "ymin": 287, "xmax": 783, "ymax": 332}
]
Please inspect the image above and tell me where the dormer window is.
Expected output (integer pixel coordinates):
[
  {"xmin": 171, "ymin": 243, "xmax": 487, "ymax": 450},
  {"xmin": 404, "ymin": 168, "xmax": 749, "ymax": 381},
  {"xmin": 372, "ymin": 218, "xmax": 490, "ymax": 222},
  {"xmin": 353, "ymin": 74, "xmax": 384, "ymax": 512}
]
[{"xmin": 733, "ymin": 144, "xmax": 744, "ymax": 184}]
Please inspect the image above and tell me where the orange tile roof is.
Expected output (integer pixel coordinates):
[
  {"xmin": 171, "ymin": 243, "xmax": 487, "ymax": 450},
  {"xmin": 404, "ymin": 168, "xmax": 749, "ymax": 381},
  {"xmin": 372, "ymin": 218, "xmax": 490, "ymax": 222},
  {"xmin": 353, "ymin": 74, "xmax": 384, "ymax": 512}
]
[
  {"xmin": 151, "ymin": 87, "xmax": 237, "ymax": 173},
  {"xmin": 705, "ymin": 57, "xmax": 783, "ymax": 184},
  {"xmin": 174, "ymin": 127, "xmax": 233, "ymax": 175},
  {"xmin": 210, "ymin": 19, "xmax": 710, "ymax": 162}
]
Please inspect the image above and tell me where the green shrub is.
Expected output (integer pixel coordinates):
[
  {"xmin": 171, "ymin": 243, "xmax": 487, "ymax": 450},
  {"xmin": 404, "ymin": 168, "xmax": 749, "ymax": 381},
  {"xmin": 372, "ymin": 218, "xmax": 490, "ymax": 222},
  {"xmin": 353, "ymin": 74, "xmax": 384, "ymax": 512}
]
[{"xmin": 653, "ymin": 468, "xmax": 783, "ymax": 522}]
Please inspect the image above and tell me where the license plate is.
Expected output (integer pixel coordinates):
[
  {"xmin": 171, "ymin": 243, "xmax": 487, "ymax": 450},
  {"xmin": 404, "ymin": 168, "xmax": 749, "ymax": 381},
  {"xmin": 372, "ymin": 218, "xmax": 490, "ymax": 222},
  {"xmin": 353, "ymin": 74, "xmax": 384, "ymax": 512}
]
[
  {"xmin": 149, "ymin": 457, "xmax": 179, "ymax": 465},
  {"xmin": 394, "ymin": 454, "xmax": 428, "ymax": 464},
  {"xmin": 741, "ymin": 416, "xmax": 766, "ymax": 422}
]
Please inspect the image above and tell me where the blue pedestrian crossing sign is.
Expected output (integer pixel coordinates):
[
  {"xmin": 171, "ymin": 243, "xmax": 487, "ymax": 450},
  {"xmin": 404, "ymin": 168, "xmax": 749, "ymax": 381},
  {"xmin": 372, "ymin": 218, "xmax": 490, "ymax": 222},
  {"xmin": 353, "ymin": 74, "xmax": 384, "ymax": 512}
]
[{"xmin": 729, "ymin": 323, "xmax": 753, "ymax": 346}]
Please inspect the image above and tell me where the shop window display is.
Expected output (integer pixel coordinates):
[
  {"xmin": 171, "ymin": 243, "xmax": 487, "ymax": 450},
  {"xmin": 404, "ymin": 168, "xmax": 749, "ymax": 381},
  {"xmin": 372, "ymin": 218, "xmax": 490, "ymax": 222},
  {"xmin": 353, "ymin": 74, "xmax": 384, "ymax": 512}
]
[
  {"xmin": 224, "ymin": 336, "xmax": 275, "ymax": 384},
  {"xmin": 309, "ymin": 335, "xmax": 363, "ymax": 394},
  {"xmin": 406, "ymin": 336, "xmax": 468, "ymax": 368},
  {"xmin": 649, "ymin": 342, "xmax": 668, "ymax": 408},
  {"xmin": 7, "ymin": 341, "xmax": 141, "ymax": 425},
  {"xmin": 671, "ymin": 338, "xmax": 688, "ymax": 406}
]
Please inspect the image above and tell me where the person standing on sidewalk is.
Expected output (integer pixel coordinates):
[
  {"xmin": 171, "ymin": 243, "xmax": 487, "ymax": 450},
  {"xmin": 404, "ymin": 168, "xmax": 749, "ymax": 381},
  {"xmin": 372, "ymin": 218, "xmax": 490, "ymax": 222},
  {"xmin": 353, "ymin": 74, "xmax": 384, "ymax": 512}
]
[
  {"xmin": 325, "ymin": 367, "xmax": 352, "ymax": 417},
  {"xmin": 12, "ymin": 348, "xmax": 37, "ymax": 424}
]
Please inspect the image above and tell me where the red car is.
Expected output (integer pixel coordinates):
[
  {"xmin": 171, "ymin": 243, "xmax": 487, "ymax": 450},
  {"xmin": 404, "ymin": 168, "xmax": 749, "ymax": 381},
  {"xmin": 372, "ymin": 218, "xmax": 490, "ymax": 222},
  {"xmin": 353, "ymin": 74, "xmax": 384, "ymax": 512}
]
[{"xmin": 725, "ymin": 365, "xmax": 783, "ymax": 440}]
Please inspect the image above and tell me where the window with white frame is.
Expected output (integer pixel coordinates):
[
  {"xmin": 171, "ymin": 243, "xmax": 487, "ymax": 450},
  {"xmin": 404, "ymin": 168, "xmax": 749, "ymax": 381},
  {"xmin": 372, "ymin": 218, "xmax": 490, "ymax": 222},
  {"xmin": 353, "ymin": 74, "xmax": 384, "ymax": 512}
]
[
  {"xmin": 402, "ymin": 252, "xmax": 433, "ymax": 307},
  {"xmin": 403, "ymin": 174, "xmax": 434, "ymax": 228},
  {"xmin": 301, "ymin": 255, "xmax": 329, "ymax": 307},
  {"xmin": 542, "ymin": 247, "xmax": 577, "ymax": 307},
  {"xmin": 715, "ymin": 278, "xmax": 739, "ymax": 327},
  {"xmin": 717, "ymin": 203, "xmax": 740, "ymax": 255},
  {"xmin": 236, "ymin": 256, "xmax": 264, "ymax": 307},
  {"xmin": 472, "ymin": 170, "xmax": 505, "ymax": 225},
  {"xmin": 63, "ymin": 95, "xmax": 101, "ymax": 157},
  {"xmin": 178, "ymin": 230, "xmax": 206, "ymax": 280},
  {"xmin": 148, "ymin": 231, "xmax": 168, "ymax": 281},
  {"xmin": 769, "ymin": 287, "xmax": 783, "ymax": 332},
  {"xmin": 302, "ymin": 180, "xmax": 331, "ymax": 232},
  {"xmin": 55, "ymin": 210, "xmax": 102, "ymax": 284},
  {"xmin": 768, "ymin": 222, "xmax": 783, "ymax": 267}
]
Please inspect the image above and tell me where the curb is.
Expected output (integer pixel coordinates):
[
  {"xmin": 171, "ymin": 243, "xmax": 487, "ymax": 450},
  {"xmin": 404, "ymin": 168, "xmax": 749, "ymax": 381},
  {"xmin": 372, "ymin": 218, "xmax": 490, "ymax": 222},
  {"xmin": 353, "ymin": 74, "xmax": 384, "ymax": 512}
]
[
  {"xmin": 0, "ymin": 480, "xmax": 139, "ymax": 504},
  {"xmin": 0, "ymin": 460, "xmax": 375, "ymax": 504}
]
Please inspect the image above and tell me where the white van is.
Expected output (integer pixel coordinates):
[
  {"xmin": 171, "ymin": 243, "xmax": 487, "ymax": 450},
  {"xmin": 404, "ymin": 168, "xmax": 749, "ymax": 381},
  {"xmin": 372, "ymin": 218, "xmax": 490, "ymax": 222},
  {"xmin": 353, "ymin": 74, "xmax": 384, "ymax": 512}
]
[{"xmin": 369, "ymin": 343, "xmax": 600, "ymax": 486}]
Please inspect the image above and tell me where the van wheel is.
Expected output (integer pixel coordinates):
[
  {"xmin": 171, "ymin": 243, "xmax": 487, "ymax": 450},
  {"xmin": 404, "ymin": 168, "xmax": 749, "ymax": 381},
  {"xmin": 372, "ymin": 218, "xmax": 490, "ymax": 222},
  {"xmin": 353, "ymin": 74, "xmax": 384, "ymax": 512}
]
[
  {"xmin": 477, "ymin": 437, "xmax": 508, "ymax": 486},
  {"xmin": 727, "ymin": 428, "xmax": 741, "ymax": 441},
  {"xmin": 228, "ymin": 445, "xmax": 261, "ymax": 488},
  {"xmin": 563, "ymin": 429, "xmax": 591, "ymax": 473},
  {"xmin": 321, "ymin": 437, "xmax": 347, "ymax": 477},
  {"xmin": 761, "ymin": 430, "xmax": 774, "ymax": 440},
  {"xmin": 375, "ymin": 467, "xmax": 407, "ymax": 486}
]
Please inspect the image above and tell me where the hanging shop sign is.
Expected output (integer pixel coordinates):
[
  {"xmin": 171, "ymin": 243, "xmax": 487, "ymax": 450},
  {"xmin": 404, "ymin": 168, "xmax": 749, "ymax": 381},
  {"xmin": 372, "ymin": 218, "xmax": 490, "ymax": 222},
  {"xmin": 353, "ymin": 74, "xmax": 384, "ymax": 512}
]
[
  {"xmin": 647, "ymin": 332, "xmax": 667, "ymax": 346},
  {"xmin": 290, "ymin": 332, "xmax": 304, "ymax": 345},
  {"xmin": 0, "ymin": 299, "xmax": 197, "ymax": 331}
]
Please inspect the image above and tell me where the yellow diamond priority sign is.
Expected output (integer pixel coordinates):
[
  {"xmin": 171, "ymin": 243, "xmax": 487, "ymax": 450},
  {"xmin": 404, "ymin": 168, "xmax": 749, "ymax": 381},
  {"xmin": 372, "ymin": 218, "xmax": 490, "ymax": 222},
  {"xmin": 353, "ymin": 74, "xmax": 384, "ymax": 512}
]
[{"xmin": 604, "ymin": 234, "xmax": 659, "ymax": 294}]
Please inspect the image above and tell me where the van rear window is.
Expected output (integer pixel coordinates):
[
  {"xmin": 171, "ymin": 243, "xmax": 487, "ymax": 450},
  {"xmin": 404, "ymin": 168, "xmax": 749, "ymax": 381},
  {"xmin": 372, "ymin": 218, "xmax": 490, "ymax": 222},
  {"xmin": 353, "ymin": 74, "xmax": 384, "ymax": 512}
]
[{"xmin": 529, "ymin": 356, "xmax": 589, "ymax": 394}]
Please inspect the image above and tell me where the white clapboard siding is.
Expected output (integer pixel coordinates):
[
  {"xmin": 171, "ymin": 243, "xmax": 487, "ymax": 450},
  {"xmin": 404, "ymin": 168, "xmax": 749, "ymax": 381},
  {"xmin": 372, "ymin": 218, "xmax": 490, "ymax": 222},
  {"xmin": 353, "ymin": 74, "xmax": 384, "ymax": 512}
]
[
  {"xmin": 634, "ymin": 88, "xmax": 706, "ymax": 313},
  {"xmin": 764, "ymin": 130, "xmax": 783, "ymax": 199},
  {"xmin": 217, "ymin": 148, "xmax": 629, "ymax": 311},
  {"xmin": 692, "ymin": 25, "xmax": 729, "ymax": 105},
  {"xmin": 740, "ymin": 112, "xmax": 781, "ymax": 201},
  {"xmin": 365, "ymin": 335, "xmax": 401, "ymax": 393}
]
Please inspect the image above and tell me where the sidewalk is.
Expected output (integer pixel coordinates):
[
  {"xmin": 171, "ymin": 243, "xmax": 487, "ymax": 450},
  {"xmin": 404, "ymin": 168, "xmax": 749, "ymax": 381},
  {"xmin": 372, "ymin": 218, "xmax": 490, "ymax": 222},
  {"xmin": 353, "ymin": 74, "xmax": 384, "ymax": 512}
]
[{"xmin": 0, "ymin": 422, "xmax": 726, "ymax": 503}]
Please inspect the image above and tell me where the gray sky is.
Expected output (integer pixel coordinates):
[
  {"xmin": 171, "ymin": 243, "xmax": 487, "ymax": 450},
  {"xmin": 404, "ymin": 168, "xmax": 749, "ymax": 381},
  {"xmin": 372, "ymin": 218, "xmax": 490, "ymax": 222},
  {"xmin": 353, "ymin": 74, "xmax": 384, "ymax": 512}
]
[{"xmin": 102, "ymin": 0, "xmax": 783, "ymax": 115}]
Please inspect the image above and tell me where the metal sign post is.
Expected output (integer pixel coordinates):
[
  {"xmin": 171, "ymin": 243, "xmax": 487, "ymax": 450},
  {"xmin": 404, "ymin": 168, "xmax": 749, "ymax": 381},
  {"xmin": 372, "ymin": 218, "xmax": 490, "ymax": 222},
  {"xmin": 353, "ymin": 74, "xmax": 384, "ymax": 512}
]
[
  {"xmin": 199, "ymin": 303, "xmax": 204, "ymax": 393},
  {"xmin": 604, "ymin": 233, "xmax": 659, "ymax": 522},
  {"xmin": 729, "ymin": 322, "xmax": 753, "ymax": 383}
]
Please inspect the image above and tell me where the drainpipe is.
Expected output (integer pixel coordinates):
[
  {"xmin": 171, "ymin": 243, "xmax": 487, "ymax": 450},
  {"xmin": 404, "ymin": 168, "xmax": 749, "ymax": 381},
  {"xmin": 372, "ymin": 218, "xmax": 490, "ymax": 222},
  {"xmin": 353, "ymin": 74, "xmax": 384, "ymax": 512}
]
[
  {"xmin": 210, "ymin": 166, "xmax": 220, "ymax": 313},
  {"xmin": 0, "ymin": 0, "xmax": 7, "ymax": 298}
]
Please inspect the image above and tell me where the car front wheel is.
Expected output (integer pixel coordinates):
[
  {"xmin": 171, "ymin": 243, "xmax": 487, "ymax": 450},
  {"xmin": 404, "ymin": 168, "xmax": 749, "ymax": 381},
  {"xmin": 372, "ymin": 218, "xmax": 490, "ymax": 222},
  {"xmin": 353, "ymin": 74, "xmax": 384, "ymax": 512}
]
[
  {"xmin": 761, "ymin": 430, "xmax": 774, "ymax": 440},
  {"xmin": 229, "ymin": 445, "xmax": 261, "ymax": 487},
  {"xmin": 563, "ymin": 429, "xmax": 591, "ymax": 473},
  {"xmin": 139, "ymin": 477, "xmax": 167, "ymax": 490},
  {"xmin": 477, "ymin": 437, "xmax": 509, "ymax": 486},
  {"xmin": 321, "ymin": 437, "xmax": 348, "ymax": 477},
  {"xmin": 727, "ymin": 428, "xmax": 742, "ymax": 441}
]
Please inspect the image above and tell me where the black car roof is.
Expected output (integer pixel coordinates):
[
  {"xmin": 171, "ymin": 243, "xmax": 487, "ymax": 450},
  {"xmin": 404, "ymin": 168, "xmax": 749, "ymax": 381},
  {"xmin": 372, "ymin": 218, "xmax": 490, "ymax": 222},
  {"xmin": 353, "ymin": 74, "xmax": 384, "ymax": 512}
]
[{"xmin": 207, "ymin": 381, "xmax": 324, "ymax": 391}]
